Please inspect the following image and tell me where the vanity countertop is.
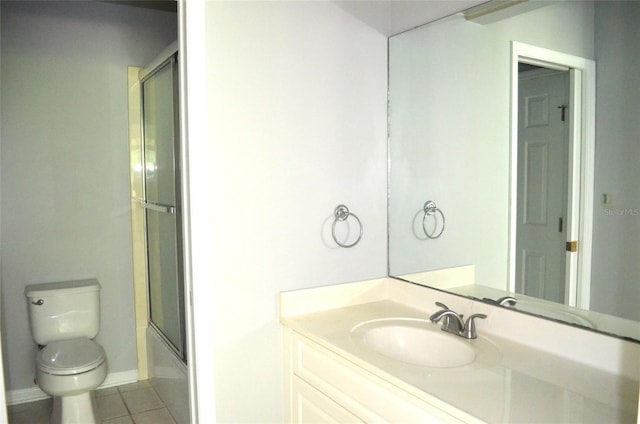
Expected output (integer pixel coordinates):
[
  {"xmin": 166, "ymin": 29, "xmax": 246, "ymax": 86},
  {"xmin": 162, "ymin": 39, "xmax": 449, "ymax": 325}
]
[{"xmin": 280, "ymin": 277, "xmax": 639, "ymax": 423}]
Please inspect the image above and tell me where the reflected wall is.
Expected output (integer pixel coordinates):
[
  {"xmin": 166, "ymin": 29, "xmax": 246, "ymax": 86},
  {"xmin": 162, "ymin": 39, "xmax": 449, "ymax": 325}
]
[
  {"xmin": 591, "ymin": 1, "xmax": 640, "ymax": 322},
  {"xmin": 389, "ymin": 1, "xmax": 594, "ymax": 288}
]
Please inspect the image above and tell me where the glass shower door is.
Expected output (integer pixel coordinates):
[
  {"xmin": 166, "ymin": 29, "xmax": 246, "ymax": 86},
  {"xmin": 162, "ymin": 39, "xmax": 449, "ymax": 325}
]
[{"xmin": 141, "ymin": 54, "xmax": 185, "ymax": 360}]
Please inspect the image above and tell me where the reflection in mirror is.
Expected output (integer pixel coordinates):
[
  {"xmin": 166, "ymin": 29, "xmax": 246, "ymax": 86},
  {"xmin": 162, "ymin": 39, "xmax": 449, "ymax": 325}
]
[
  {"xmin": 388, "ymin": 0, "xmax": 640, "ymax": 342},
  {"xmin": 509, "ymin": 42, "xmax": 596, "ymax": 313},
  {"xmin": 516, "ymin": 64, "xmax": 571, "ymax": 305}
]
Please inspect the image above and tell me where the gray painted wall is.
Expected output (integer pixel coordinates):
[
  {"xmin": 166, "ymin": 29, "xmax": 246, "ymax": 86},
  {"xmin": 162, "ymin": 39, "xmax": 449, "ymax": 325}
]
[
  {"xmin": 591, "ymin": 1, "xmax": 640, "ymax": 321},
  {"xmin": 1, "ymin": 1, "xmax": 176, "ymax": 392}
]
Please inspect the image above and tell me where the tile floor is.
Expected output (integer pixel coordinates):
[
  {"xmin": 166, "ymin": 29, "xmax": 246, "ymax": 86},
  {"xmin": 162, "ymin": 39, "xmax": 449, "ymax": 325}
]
[{"xmin": 8, "ymin": 380, "xmax": 178, "ymax": 424}]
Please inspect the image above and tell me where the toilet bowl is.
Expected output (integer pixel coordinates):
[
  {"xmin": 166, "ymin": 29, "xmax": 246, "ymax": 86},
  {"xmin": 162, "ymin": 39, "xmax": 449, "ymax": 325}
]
[
  {"xmin": 25, "ymin": 280, "xmax": 108, "ymax": 424},
  {"xmin": 36, "ymin": 338, "xmax": 107, "ymax": 424},
  {"xmin": 37, "ymin": 339, "xmax": 107, "ymax": 395}
]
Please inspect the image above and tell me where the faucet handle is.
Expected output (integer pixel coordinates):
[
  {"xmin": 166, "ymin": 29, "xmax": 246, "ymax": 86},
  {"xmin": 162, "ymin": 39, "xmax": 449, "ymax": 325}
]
[
  {"xmin": 435, "ymin": 301, "xmax": 449, "ymax": 309},
  {"xmin": 497, "ymin": 296, "xmax": 517, "ymax": 307},
  {"xmin": 435, "ymin": 302, "xmax": 463, "ymax": 320},
  {"xmin": 460, "ymin": 313, "xmax": 487, "ymax": 339}
]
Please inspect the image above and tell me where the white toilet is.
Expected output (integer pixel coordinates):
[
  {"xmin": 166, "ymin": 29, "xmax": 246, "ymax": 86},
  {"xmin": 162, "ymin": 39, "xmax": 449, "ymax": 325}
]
[{"xmin": 25, "ymin": 279, "xmax": 108, "ymax": 424}]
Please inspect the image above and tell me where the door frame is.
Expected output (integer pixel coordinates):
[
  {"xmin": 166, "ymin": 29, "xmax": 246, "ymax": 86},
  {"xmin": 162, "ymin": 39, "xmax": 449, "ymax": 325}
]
[{"xmin": 508, "ymin": 42, "xmax": 595, "ymax": 309}]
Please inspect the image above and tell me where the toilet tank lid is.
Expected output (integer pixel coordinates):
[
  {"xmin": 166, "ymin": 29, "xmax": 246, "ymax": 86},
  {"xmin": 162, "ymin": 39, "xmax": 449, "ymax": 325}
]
[{"xmin": 25, "ymin": 279, "xmax": 101, "ymax": 298}]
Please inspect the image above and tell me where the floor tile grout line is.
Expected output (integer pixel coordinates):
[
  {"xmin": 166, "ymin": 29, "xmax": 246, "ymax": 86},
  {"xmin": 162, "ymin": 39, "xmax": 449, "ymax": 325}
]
[
  {"xmin": 119, "ymin": 385, "xmax": 168, "ymax": 418},
  {"xmin": 165, "ymin": 405, "xmax": 179, "ymax": 424},
  {"xmin": 119, "ymin": 390, "xmax": 134, "ymax": 417},
  {"xmin": 8, "ymin": 382, "xmax": 174, "ymax": 424}
]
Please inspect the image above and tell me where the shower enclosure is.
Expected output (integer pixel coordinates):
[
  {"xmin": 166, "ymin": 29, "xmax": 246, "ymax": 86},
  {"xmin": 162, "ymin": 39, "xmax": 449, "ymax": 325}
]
[{"xmin": 140, "ymin": 52, "xmax": 186, "ymax": 361}]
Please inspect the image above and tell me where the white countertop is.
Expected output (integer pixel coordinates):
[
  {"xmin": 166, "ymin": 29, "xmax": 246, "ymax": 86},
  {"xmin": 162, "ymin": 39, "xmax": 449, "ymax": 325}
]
[{"xmin": 280, "ymin": 277, "xmax": 639, "ymax": 423}]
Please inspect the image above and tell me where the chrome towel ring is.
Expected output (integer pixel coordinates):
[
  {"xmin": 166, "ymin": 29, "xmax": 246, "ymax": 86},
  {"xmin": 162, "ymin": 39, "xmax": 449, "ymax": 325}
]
[
  {"xmin": 332, "ymin": 205, "xmax": 363, "ymax": 248},
  {"xmin": 422, "ymin": 200, "xmax": 445, "ymax": 239}
]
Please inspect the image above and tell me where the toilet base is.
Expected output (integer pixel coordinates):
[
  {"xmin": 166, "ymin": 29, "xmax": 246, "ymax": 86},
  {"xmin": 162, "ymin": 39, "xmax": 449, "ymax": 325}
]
[{"xmin": 50, "ymin": 391, "xmax": 99, "ymax": 424}]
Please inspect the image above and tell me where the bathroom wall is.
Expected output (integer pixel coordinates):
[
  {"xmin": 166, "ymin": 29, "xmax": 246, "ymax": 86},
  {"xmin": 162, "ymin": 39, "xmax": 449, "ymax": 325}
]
[
  {"xmin": 591, "ymin": 1, "xmax": 640, "ymax": 322},
  {"xmin": 0, "ymin": 1, "xmax": 177, "ymax": 398},
  {"xmin": 190, "ymin": 1, "xmax": 388, "ymax": 421},
  {"xmin": 388, "ymin": 1, "xmax": 594, "ymax": 287}
]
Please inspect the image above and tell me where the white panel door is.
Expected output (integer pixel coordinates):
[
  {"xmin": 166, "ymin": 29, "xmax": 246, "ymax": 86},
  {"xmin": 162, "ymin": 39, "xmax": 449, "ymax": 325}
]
[{"xmin": 516, "ymin": 69, "xmax": 569, "ymax": 303}]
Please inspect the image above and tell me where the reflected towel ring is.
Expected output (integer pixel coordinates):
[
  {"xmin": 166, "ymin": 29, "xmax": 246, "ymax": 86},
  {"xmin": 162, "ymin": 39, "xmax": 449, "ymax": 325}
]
[
  {"xmin": 422, "ymin": 200, "xmax": 445, "ymax": 239},
  {"xmin": 332, "ymin": 205, "xmax": 363, "ymax": 248}
]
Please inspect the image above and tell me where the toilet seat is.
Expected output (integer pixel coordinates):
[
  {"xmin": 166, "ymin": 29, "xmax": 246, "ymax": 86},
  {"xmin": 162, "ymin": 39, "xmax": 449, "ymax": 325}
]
[{"xmin": 37, "ymin": 339, "xmax": 106, "ymax": 376}]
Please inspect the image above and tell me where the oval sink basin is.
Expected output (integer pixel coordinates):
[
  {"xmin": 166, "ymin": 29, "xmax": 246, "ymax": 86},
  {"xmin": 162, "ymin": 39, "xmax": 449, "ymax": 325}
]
[{"xmin": 351, "ymin": 318, "xmax": 476, "ymax": 368}]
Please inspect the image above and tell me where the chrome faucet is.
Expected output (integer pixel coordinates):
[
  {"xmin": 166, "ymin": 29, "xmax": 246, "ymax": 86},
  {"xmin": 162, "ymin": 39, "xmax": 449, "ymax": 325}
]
[
  {"xmin": 429, "ymin": 308, "xmax": 464, "ymax": 335},
  {"xmin": 483, "ymin": 296, "xmax": 517, "ymax": 307},
  {"xmin": 429, "ymin": 303, "xmax": 487, "ymax": 339}
]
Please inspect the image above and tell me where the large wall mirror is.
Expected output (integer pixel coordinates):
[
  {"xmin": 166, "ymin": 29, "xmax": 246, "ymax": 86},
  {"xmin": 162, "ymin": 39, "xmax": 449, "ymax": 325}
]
[{"xmin": 388, "ymin": 0, "xmax": 640, "ymax": 342}]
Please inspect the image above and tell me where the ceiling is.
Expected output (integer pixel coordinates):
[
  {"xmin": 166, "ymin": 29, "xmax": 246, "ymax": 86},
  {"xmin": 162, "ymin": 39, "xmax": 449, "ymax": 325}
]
[
  {"xmin": 334, "ymin": 0, "xmax": 488, "ymax": 36},
  {"xmin": 104, "ymin": 0, "xmax": 177, "ymax": 13},
  {"xmin": 100, "ymin": 1, "xmax": 485, "ymax": 35}
]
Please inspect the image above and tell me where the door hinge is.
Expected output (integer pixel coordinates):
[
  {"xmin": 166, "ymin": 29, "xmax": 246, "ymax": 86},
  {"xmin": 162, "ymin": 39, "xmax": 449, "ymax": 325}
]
[
  {"xmin": 558, "ymin": 217, "xmax": 563, "ymax": 232},
  {"xmin": 566, "ymin": 241, "xmax": 578, "ymax": 252},
  {"xmin": 557, "ymin": 105, "xmax": 568, "ymax": 122}
]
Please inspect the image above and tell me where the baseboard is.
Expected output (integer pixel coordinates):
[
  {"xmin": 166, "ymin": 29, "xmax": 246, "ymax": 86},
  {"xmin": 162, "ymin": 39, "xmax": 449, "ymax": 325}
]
[
  {"xmin": 5, "ymin": 387, "xmax": 49, "ymax": 406},
  {"xmin": 100, "ymin": 369, "xmax": 139, "ymax": 389},
  {"xmin": 6, "ymin": 369, "xmax": 139, "ymax": 405}
]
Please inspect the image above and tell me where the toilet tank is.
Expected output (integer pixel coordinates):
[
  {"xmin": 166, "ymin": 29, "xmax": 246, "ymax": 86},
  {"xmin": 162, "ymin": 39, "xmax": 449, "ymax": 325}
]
[{"xmin": 25, "ymin": 279, "xmax": 101, "ymax": 345}]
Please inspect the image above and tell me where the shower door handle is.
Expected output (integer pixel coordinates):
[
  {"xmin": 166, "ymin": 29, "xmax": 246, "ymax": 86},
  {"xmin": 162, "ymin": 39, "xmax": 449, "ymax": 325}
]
[{"xmin": 141, "ymin": 201, "xmax": 176, "ymax": 214}]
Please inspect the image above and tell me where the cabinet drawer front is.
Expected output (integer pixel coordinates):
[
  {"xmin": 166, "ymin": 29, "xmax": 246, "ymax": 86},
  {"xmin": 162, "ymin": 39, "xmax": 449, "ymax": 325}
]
[
  {"xmin": 292, "ymin": 375, "xmax": 363, "ymax": 423},
  {"xmin": 292, "ymin": 332, "xmax": 469, "ymax": 423}
]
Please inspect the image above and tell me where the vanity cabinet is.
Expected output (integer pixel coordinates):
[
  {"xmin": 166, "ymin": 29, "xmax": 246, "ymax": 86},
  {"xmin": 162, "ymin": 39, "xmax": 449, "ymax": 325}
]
[
  {"xmin": 284, "ymin": 329, "xmax": 476, "ymax": 424},
  {"xmin": 291, "ymin": 376, "xmax": 362, "ymax": 423},
  {"xmin": 281, "ymin": 278, "xmax": 639, "ymax": 423}
]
